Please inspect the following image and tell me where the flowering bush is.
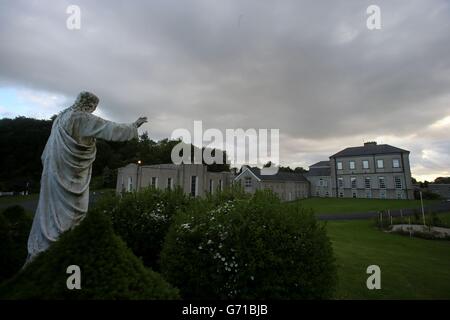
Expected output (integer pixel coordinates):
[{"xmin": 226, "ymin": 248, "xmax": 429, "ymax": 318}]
[
  {"xmin": 94, "ymin": 187, "xmax": 189, "ymax": 270},
  {"xmin": 160, "ymin": 190, "xmax": 337, "ymax": 299}
]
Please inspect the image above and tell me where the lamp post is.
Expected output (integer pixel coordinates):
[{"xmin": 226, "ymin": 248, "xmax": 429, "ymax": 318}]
[
  {"xmin": 420, "ymin": 191, "xmax": 426, "ymax": 226},
  {"xmin": 137, "ymin": 160, "xmax": 142, "ymax": 192}
]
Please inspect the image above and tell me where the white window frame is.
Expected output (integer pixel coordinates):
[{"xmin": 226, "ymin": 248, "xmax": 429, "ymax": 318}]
[
  {"xmin": 378, "ymin": 176, "xmax": 386, "ymax": 189},
  {"xmin": 351, "ymin": 177, "xmax": 357, "ymax": 189},
  {"xmin": 393, "ymin": 159, "xmax": 400, "ymax": 168},
  {"xmin": 364, "ymin": 177, "xmax": 371, "ymax": 189},
  {"xmin": 338, "ymin": 177, "xmax": 344, "ymax": 188},
  {"xmin": 362, "ymin": 160, "xmax": 369, "ymax": 169},
  {"xmin": 377, "ymin": 159, "xmax": 384, "ymax": 169},
  {"xmin": 337, "ymin": 161, "xmax": 343, "ymax": 170},
  {"xmin": 349, "ymin": 161, "xmax": 356, "ymax": 170},
  {"xmin": 394, "ymin": 176, "xmax": 402, "ymax": 189}
]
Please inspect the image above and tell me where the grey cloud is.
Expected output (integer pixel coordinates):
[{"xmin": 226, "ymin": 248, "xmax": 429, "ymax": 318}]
[{"xmin": 0, "ymin": 0, "xmax": 449, "ymax": 179}]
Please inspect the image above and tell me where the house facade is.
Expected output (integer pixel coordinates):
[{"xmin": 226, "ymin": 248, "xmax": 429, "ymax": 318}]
[
  {"xmin": 329, "ymin": 142, "xmax": 414, "ymax": 199},
  {"xmin": 116, "ymin": 163, "xmax": 232, "ymax": 197},
  {"xmin": 116, "ymin": 142, "xmax": 415, "ymax": 201},
  {"xmin": 233, "ymin": 166, "xmax": 310, "ymax": 201},
  {"xmin": 304, "ymin": 161, "xmax": 332, "ymax": 197}
]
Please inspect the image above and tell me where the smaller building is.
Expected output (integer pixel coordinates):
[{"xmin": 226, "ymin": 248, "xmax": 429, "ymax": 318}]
[
  {"xmin": 116, "ymin": 163, "xmax": 232, "ymax": 197},
  {"xmin": 427, "ymin": 184, "xmax": 450, "ymax": 200},
  {"xmin": 305, "ymin": 161, "xmax": 332, "ymax": 197},
  {"xmin": 234, "ymin": 166, "xmax": 309, "ymax": 201}
]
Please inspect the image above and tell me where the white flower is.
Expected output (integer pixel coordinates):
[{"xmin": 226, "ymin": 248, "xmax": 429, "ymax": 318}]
[{"xmin": 181, "ymin": 223, "xmax": 191, "ymax": 230}]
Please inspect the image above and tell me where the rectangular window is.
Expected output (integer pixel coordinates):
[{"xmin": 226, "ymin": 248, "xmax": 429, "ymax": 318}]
[
  {"xmin": 337, "ymin": 161, "xmax": 343, "ymax": 170},
  {"xmin": 209, "ymin": 179, "xmax": 214, "ymax": 194},
  {"xmin": 351, "ymin": 177, "xmax": 357, "ymax": 189},
  {"xmin": 363, "ymin": 160, "xmax": 369, "ymax": 169},
  {"xmin": 245, "ymin": 177, "xmax": 252, "ymax": 188},
  {"xmin": 394, "ymin": 176, "xmax": 402, "ymax": 189},
  {"xmin": 338, "ymin": 177, "xmax": 344, "ymax": 188},
  {"xmin": 151, "ymin": 177, "xmax": 157, "ymax": 188},
  {"xmin": 378, "ymin": 176, "xmax": 386, "ymax": 189},
  {"xmin": 128, "ymin": 177, "xmax": 133, "ymax": 192},
  {"xmin": 349, "ymin": 161, "xmax": 356, "ymax": 170},
  {"xmin": 167, "ymin": 178, "xmax": 172, "ymax": 190},
  {"xmin": 365, "ymin": 177, "xmax": 371, "ymax": 189},
  {"xmin": 339, "ymin": 192, "xmax": 344, "ymax": 198},
  {"xmin": 352, "ymin": 192, "xmax": 357, "ymax": 198},
  {"xmin": 191, "ymin": 176, "xmax": 197, "ymax": 197},
  {"xmin": 319, "ymin": 178, "xmax": 324, "ymax": 187},
  {"xmin": 377, "ymin": 159, "xmax": 384, "ymax": 169},
  {"xmin": 219, "ymin": 179, "xmax": 223, "ymax": 191},
  {"xmin": 393, "ymin": 159, "xmax": 400, "ymax": 168}
]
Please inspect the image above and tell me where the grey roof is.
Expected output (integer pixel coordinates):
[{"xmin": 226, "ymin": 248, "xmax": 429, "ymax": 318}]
[
  {"xmin": 305, "ymin": 167, "xmax": 331, "ymax": 177},
  {"xmin": 246, "ymin": 167, "xmax": 308, "ymax": 182},
  {"xmin": 309, "ymin": 161, "xmax": 330, "ymax": 168},
  {"xmin": 331, "ymin": 144, "xmax": 409, "ymax": 158}
]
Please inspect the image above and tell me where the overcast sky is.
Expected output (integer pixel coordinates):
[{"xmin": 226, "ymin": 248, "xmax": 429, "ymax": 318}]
[{"xmin": 0, "ymin": 0, "xmax": 449, "ymax": 181}]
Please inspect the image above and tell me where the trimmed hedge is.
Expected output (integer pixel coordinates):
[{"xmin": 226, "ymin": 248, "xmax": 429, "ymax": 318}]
[
  {"xmin": 161, "ymin": 190, "xmax": 337, "ymax": 299},
  {"xmin": 0, "ymin": 206, "xmax": 32, "ymax": 283},
  {"xmin": 0, "ymin": 209, "xmax": 179, "ymax": 300}
]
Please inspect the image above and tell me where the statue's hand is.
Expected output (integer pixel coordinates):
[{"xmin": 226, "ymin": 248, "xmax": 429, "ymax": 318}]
[{"xmin": 134, "ymin": 117, "xmax": 148, "ymax": 128}]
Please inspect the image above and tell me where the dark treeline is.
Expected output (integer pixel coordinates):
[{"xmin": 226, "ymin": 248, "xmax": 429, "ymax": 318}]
[{"xmin": 0, "ymin": 117, "xmax": 229, "ymax": 192}]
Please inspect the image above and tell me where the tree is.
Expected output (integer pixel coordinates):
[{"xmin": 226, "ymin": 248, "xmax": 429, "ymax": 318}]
[{"xmin": 434, "ymin": 177, "xmax": 450, "ymax": 184}]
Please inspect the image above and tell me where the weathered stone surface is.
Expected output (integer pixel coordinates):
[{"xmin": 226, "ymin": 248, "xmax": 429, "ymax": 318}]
[{"xmin": 27, "ymin": 92, "xmax": 146, "ymax": 262}]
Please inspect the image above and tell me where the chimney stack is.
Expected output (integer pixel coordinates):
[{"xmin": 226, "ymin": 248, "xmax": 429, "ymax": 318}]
[{"xmin": 364, "ymin": 141, "xmax": 377, "ymax": 146}]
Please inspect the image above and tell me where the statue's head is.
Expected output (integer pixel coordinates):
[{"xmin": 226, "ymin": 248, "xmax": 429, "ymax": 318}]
[{"xmin": 72, "ymin": 91, "xmax": 99, "ymax": 113}]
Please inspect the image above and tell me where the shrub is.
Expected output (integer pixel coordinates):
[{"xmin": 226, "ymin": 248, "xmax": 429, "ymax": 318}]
[
  {"xmin": 414, "ymin": 189, "xmax": 441, "ymax": 200},
  {"xmin": 92, "ymin": 187, "xmax": 190, "ymax": 270},
  {"xmin": 0, "ymin": 205, "xmax": 32, "ymax": 283},
  {"xmin": 161, "ymin": 190, "xmax": 337, "ymax": 299},
  {"xmin": 204, "ymin": 184, "xmax": 250, "ymax": 205},
  {"xmin": 0, "ymin": 209, "xmax": 179, "ymax": 300}
]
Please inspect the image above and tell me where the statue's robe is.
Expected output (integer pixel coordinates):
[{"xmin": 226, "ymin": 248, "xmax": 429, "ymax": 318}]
[{"xmin": 27, "ymin": 108, "xmax": 138, "ymax": 261}]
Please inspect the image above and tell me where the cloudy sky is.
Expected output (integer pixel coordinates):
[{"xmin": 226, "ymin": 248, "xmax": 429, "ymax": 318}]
[{"xmin": 0, "ymin": 0, "xmax": 449, "ymax": 181}]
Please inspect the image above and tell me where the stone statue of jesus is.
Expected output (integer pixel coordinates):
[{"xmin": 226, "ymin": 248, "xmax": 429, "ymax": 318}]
[{"xmin": 26, "ymin": 91, "xmax": 147, "ymax": 262}]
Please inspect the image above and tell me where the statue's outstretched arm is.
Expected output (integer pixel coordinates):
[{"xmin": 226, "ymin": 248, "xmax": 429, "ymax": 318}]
[{"xmin": 78, "ymin": 113, "xmax": 147, "ymax": 142}]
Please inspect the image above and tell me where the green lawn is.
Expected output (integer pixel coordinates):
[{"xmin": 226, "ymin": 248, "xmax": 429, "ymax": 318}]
[
  {"xmin": 326, "ymin": 218, "xmax": 450, "ymax": 299},
  {"xmin": 0, "ymin": 194, "xmax": 38, "ymax": 206},
  {"xmin": 295, "ymin": 197, "xmax": 438, "ymax": 215},
  {"xmin": 437, "ymin": 213, "xmax": 450, "ymax": 227}
]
